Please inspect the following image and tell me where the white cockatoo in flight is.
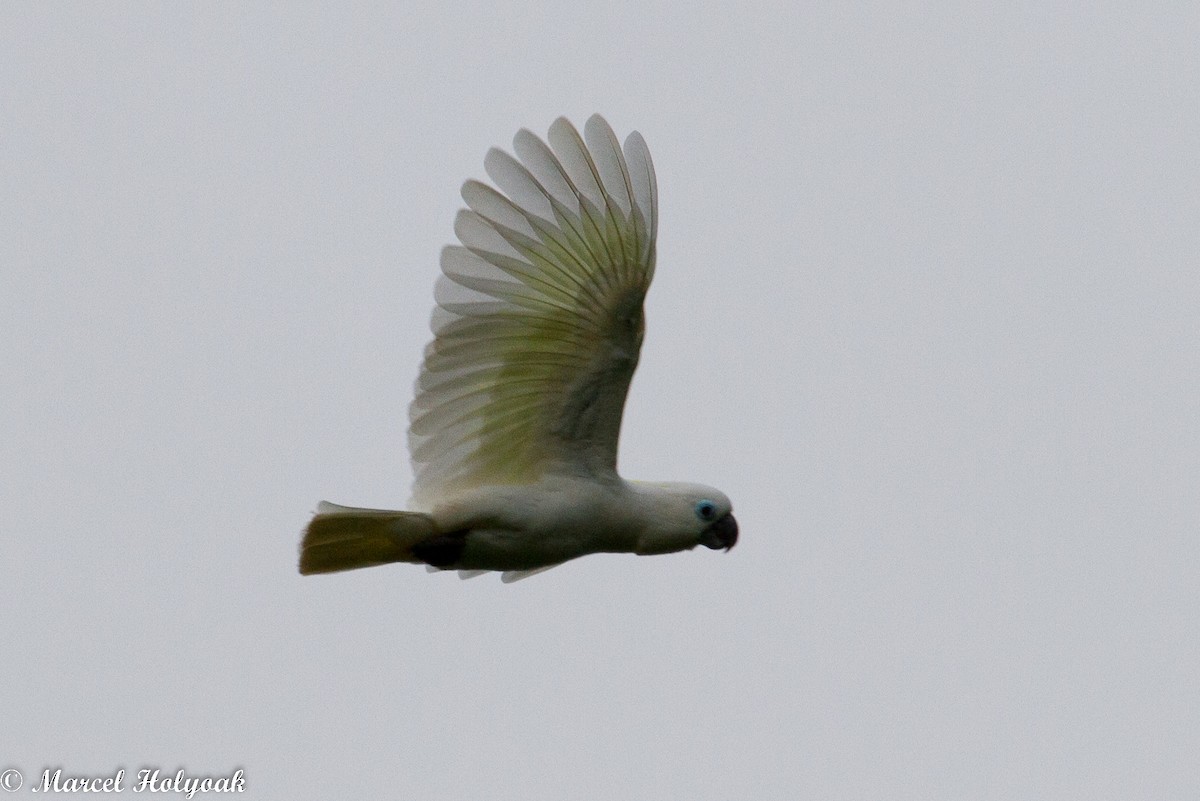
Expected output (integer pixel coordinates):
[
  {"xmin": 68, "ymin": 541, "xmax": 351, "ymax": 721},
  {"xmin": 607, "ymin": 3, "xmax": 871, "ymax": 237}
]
[{"xmin": 300, "ymin": 115, "xmax": 737, "ymax": 581}]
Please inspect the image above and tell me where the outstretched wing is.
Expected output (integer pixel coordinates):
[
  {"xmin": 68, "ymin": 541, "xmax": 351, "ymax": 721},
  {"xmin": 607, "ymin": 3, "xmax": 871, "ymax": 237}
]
[{"xmin": 408, "ymin": 115, "xmax": 658, "ymax": 509}]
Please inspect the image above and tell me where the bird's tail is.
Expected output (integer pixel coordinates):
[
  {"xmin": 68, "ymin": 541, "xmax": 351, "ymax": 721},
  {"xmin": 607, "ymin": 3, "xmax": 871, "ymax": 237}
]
[{"xmin": 299, "ymin": 501, "xmax": 437, "ymax": 575}]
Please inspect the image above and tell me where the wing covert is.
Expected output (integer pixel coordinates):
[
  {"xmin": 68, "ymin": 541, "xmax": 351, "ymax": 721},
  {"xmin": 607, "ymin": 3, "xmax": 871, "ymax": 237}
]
[{"xmin": 408, "ymin": 115, "xmax": 658, "ymax": 509}]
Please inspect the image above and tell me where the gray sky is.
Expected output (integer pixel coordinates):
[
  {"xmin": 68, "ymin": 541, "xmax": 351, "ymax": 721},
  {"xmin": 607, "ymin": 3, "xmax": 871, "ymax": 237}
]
[{"xmin": 3, "ymin": 3, "xmax": 1197, "ymax": 799}]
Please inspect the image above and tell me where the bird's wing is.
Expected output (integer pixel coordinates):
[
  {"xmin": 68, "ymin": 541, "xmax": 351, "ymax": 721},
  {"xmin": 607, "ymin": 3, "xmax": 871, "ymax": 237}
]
[{"xmin": 408, "ymin": 115, "xmax": 658, "ymax": 508}]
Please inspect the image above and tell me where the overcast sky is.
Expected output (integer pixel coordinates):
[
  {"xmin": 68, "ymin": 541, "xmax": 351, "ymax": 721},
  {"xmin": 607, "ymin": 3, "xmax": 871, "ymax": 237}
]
[{"xmin": 2, "ymin": 3, "xmax": 1197, "ymax": 799}]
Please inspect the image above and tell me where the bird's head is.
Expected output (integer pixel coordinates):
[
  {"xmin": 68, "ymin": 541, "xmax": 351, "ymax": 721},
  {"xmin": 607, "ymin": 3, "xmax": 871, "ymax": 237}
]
[{"xmin": 629, "ymin": 482, "xmax": 738, "ymax": 556}]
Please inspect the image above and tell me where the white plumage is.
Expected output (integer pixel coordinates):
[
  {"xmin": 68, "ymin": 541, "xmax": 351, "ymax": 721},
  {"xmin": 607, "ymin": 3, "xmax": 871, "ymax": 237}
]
[{"xmin": 300, "ymin": 115, "xmax": 736, "ymax": 581}]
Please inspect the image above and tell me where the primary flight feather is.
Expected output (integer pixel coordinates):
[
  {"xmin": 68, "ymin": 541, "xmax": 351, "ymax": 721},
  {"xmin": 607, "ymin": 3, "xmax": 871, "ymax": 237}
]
[{"xmin": 300, "ymin": 115, "xmax": 737, "ymax": 581}]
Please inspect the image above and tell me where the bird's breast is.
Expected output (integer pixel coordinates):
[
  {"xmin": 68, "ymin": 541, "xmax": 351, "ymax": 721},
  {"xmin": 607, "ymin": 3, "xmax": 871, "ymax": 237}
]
[{"xmin": 434, "ymin": 477, "xmax": 639, "ymax": 570}]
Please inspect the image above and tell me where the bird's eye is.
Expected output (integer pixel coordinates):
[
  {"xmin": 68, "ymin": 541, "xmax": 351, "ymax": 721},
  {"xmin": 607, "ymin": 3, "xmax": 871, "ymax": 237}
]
[{"xmin": 694, "ymin": 500, "xmax": 717, "ymax": 521}]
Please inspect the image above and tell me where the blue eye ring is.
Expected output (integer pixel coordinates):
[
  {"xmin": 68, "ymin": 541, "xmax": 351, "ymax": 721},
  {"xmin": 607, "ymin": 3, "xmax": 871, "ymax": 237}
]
[{"xmin": 694, "ymin": 500, "xmax": 717, "ymax": 522}]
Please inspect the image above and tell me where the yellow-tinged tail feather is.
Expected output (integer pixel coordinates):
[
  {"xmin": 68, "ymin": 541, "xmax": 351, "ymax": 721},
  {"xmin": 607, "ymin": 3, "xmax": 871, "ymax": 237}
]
[{"xmin": 299, "ymin": 503, "xmax": 437, "ymax": 575}]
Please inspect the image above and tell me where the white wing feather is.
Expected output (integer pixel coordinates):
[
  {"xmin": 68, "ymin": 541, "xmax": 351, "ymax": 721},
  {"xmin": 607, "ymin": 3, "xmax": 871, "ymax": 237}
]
[{"xmin": 408, "ymin": 115, "xmax": 656, "ymax": 509}]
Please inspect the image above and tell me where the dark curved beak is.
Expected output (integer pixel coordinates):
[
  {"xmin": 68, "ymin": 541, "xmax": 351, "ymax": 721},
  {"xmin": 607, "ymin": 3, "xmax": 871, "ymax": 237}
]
[{"xmin": 700, "ymin": 513, "xmax": 738, "ymax": 551}]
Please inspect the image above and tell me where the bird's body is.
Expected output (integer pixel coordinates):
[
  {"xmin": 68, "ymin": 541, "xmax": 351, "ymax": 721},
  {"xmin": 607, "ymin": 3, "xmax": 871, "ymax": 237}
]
[
  {"xmin": 423, "ymin": 475, "xmax": 640, "ymax": 568},
  {"xmin": 300, "ymin": 115, "xmax": 736, "ymax": 581}
]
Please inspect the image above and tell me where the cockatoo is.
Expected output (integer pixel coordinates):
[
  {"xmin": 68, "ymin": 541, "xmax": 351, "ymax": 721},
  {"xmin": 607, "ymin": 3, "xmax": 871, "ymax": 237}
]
[{"xmin": 299, "ymin": 114, "xmax": 737, "ymax": 582}]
